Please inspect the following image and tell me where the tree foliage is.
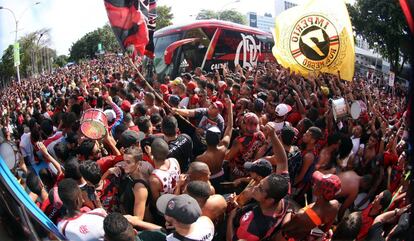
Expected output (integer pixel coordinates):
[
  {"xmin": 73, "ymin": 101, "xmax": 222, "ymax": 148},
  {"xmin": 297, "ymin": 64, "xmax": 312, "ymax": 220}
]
[
  {"xmin": 69, "ymin": 24, "xmax": 120, "ymax": 62},
  {"xmin": 196, "ymin": 9, "xmax": 218, "ymax": 20},
  {"xmin": 196, "ymin": 9, "xmax": 247, "ymax": 25},
  {"xmin": 347, "ymin": 0, "xmax": 413, "ymax": 74},
  {"xmin": 54, "ymin": 55, "xmax": 69, "ymax": 67},
  {"xmin": 0, "ymin": 45, "xmax": 15, "ymax": 82},
  {"xmin": 156, "ymin": 5, "xmax": 174, "ymax": 30},
  {"xmin": 0, "ymin": 29, "xmax": 56, "ymax": 82}
]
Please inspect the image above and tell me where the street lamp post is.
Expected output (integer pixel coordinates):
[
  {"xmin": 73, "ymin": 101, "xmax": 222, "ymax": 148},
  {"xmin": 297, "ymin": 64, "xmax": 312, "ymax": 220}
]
[
  {"xmin": 33, "ymin": 32, "xmax": 45, "ymax": 75},
  {"xmin": 0, "ymin": 2, "xmax": 40, "ymax": 84},
  {"xmin": 218, "ymin": 0, "xmax": 241, "ymax": 20}
]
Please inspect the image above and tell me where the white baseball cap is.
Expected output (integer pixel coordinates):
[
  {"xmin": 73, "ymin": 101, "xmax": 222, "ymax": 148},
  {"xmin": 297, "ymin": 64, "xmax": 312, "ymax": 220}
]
[
  {"xmin": 275, "ymin": 103, "xmax": 292, "ymax": 117},
  {"xmin": 104, "ymin": 109, "xmax": 116, "ymax": 122}
]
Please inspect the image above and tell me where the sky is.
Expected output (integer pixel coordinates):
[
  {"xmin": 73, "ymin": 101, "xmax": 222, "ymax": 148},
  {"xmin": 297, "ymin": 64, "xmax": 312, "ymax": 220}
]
[{"xmin": 0, "ymin": 0, "xmax": 355, "ymax": 56}]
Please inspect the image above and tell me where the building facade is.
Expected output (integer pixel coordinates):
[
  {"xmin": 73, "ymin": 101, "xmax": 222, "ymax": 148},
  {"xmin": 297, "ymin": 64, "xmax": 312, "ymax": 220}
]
[
  {"xmin": 275, "ymin": 0, "xmax": 299, "ymax": 16},
  {"xmin": 246, "ymin": 12, "xmax": 275, "ymax": 32}
]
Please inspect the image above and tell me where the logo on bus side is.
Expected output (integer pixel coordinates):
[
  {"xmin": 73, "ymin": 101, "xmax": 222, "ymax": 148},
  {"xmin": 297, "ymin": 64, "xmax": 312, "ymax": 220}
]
[
  {"xmin": 235, "ymin": 34, "xmax": 261, "ymax": 69},
  {"xmin": 289, "ymin": 15, "xmax": 340, "ymax": 71}
]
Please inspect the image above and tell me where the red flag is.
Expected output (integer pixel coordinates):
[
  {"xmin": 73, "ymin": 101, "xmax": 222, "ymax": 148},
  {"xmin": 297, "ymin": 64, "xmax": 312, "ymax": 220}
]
[
  {"xmin": 104, "ymin": 0, "xmax": 149, "ymax": 57},
  {"xmin": 140, "ymin": 0, "xmax": 157, "ymax": 58},
  {"xmin": 400, "ymin": 0, "xmax": 414, "ymax": 35}
]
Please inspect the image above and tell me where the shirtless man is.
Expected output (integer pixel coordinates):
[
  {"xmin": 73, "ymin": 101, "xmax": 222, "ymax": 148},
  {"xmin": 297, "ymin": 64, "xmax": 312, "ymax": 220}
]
[
  {"xmin": 185, "ymin": 180, "xmax": 227, "ymax": 223},
  {"xmin": 175, "ymin": 162, "xmax": 215, "ymax": 195},
  {"xmin": 185, "ymin": 181, "xmax": 228, "ymax": 241},
  {"xmin": 336, "ymin": 171, "xmax": 373, "ymax": 219},
  {"xmin": 355, "ymin": 133, "xmax": 385, "ymax": 208},
  {"xmin": 282, "ymin": 171, "xmax": 341, "ymax": 240},
  {"xmin": 316, "ymin": 133, "xmax": 341, "ymax": 173},
  {"xmin": 144, "ymin": 92, "xmax": 161, "ymax": 116},
  {"xmin": 196, "ymin": 97, "xmax": 232, "ymax": 192}
]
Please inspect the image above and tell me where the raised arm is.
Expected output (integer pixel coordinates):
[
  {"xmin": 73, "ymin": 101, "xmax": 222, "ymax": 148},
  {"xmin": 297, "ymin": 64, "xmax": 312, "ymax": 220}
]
[
  {"xmin": 266, "ymin": 123, "xmax": 288, "ymax": 174},
  {"xmin": 36, "ymin": 142, "xmax": 62, "ymax": 176},
  {"xmin": 171, "ymin": 107, "xmax": 197, "ymax": 117},
  {"xmin": 220, "ymin": 97, "xmax": 233, "ymax": 148}
]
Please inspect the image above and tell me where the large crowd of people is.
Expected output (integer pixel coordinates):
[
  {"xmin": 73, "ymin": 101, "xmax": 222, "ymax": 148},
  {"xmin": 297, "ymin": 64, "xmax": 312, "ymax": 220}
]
[{"xmin": 0, "ymin": 54, "xmax": 411, "ymax": 241}]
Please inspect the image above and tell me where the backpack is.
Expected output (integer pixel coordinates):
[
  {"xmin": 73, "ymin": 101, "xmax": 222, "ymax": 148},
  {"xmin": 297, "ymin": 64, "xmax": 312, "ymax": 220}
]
[
  {"xmin": 287, "ymin": 146, "xmax": 302, "ymax": 183},
  {"xmin": 99, "ymin": 175, "xmax": 121, "ymax": 213}
]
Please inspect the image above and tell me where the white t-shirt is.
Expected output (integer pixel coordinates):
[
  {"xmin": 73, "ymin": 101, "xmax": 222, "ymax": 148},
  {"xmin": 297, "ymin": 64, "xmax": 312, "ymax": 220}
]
[
  {"xmin": 57, "ymin": 208, "xmax": 107, "ymax": 241},
  {"xmin": 178, "ymin": 97, "xmax": 190, "ymax": 109},
  {"xmin": 166, "ymin": 216, "xmax": 215, "ymax": 241},
  {"xmin": 20, "ymin": 132, "xmax": 35, "ymax": 165}
]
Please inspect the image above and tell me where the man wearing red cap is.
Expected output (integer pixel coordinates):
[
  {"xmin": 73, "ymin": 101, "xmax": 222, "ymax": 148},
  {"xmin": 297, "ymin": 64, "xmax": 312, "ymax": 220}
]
[
  {"xmin": 121, "ymin": 100, "xmax": 131, "ymax": 113},
  {"xmin": 186, "ymin": 81, "xmax": 199, "ymax": 109},
  {"xmin": 282, "ymin": 171, "xmax": 341, "ymax": 240}
]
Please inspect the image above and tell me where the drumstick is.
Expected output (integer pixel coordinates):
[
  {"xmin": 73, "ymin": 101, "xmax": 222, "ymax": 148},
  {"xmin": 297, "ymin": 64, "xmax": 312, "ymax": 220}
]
[{"xmin": 127, "ymin": 58, "xmax": 197, "ymax": 129}]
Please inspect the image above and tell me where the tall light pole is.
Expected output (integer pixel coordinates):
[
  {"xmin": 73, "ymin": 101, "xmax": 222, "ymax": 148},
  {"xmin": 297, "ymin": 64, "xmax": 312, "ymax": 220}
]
[
  {"xmin": 34, "ymin": 32, "xmax": 44, "ymax": 75},
  {"xmin": 218, "ymin": 0, "xmax": 241, "ymax": 20},
  {"xmin": 0, "ymin": 2, "xmax": 41, "ymax": 84}
]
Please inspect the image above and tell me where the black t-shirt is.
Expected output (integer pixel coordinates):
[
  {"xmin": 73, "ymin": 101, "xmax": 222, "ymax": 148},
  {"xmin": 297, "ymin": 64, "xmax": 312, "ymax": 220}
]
[
  {"xmin": 233, "ymin": 198, "xmax": 289, "ymax": 241},
  {"xmin": 365, "ymin": 222, "xmax": 385, "ymax": 241},
  {"xmin": 167, "ymin": 134, "xmax": 193, "ymax": 172},
  {"xmin": 140, "ymin": 134, "xmax": 193, "ymax": 172}
]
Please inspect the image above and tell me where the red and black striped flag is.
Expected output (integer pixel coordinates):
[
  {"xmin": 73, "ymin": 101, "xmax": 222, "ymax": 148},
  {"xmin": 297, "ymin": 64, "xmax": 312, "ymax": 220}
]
[
  {"xmin": 140, "ymin": 0, "xmax": 157, "ymax": 58},
  {"xmin": 104, "ymin": 0, "xmax": 156, "ymax": 58},
  {"xmin": 400, "ymin": 0, "xmax": 414, "ymax": 35}
]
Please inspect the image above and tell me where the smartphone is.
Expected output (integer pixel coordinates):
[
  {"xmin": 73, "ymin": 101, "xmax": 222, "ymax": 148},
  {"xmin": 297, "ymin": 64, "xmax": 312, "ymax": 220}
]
[{"xmin": 310, "ymin": 228, "xmax": 324, "ymax": 237}]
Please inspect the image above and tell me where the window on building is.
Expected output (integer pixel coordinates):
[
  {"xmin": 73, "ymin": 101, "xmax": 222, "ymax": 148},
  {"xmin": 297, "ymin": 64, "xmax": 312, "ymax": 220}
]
[{"xmin": 284, "ymin": 1, "xmax": 297, "ymax": 10}]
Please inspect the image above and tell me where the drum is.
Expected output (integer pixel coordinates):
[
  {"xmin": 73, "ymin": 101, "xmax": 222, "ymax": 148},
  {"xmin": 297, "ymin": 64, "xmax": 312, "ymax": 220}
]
[
  {"xmin": 350, "ymin": 101, "xmax": 368, "ymax": 119},
  {"xmin": 80, "ymin": 109, "xmax": 108, "ymax": 140},
  {"xmin": 0, "ymin": 142, "xmax": 21, "ymax": 170},
  {"xmin": 332, "ymin": 98, "xmax": 348, "ymax": 120}
]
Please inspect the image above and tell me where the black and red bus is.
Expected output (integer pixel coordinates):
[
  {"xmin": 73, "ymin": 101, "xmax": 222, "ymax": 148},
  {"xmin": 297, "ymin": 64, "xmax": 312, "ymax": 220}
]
[{"xmin": 152, "ymin": 20, "xmax": 275, "ymax": 78}]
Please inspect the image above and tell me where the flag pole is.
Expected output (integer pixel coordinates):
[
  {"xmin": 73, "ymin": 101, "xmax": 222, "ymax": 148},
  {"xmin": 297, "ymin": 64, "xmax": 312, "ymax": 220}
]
[{"xmin": 126, "ymin": 57, "xmax": 197, "ymax": 129}]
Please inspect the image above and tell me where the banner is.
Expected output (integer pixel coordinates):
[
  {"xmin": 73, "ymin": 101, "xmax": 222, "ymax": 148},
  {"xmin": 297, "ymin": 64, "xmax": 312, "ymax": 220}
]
[
  {"xmin": 272, "ymin": 0, "xmax": 355, "ymax": 81},
  {"xmin": 13, "ymin": 42, "xmax": 20, "ymax": 67},
  {"xmin": 389, "ymin": 71, "xmax": 395, "ymax": 87}
]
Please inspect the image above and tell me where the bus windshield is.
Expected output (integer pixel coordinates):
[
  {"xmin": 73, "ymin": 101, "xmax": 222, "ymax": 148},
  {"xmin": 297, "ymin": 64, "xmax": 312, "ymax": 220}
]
[{"xmin": 153, "ymin": 33, "xmax": 182, "ymax": 78}]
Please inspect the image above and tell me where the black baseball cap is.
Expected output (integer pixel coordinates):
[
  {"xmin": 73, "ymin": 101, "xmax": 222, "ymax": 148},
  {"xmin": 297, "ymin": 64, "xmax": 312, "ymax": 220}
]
[
  {"xmin": 117, "ymin": 130, "xmax": 145, "ymax": 149},
  {"xmin": 244, "ymin": 159, "xmax": 273, "ymax": 177},
  {"xmin": 156, "ymin": 194, "xmax": 201, "ymax": 224}
]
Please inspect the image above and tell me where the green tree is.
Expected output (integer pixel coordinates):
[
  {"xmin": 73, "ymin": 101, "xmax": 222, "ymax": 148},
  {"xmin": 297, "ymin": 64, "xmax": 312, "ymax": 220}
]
[
  {"xmin": 0, "ymin": 45, "xmax": 15, "ymax": 81},
  {"xmin": 218, "ymin": 10, "xmax": 246, "ymax": 24},
  {"xmin": 0, "ymin": 29, "xmax": 56, "ymax": 81},
  {"xmin": 54, "ymin": 55, "xmax": 68, "ymax": 67},
  {"xmin": 196, "ymin": 9, "xmax": 219, "ymax": 20},
  {"xmin": 347, "ymin": 0, "xmax": 413, "ymax": 75},
  {"xmin": 196, "ymin": 9, "xmax": 247, "ymax": 25},
  {"xmin": 69, "ymin": 24, "xmax": 120, "ymax": 62},
  {"xmin": 156, "ymin": 5, "xmax": 174, "ymax": 30}
]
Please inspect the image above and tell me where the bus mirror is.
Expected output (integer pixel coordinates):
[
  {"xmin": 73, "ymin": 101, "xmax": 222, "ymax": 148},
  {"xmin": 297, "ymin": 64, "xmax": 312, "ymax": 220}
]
[{"xmin": 164, "ymin": 38, "xmax": 199, "ymax": 65}]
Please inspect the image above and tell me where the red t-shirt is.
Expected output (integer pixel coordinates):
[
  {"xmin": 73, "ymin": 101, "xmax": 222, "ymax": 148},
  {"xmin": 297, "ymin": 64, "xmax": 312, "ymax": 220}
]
[
  {"xmin": 128, "ymin": 125, "xmax": 140, "ymax": 133},
  {"xmin": 190, "ymin": 95, "xmax": 199, "ymax": 106},
  {"xmin": 286, "ymin": 111, "xmax": 302, "ymax": 127},
  {"xmin": 357, "ymin": 204, "xmax": 374, "ymax": 240},
  {"xmin": 97, "ymin": 155, "xmax": 124, "ymax": 174}
]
